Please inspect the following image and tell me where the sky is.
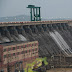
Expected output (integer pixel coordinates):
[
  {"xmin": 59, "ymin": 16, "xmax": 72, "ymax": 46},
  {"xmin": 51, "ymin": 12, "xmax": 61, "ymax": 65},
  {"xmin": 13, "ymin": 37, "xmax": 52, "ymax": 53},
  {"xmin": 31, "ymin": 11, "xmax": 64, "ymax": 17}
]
[{"xmin": 0, "ymin": 0, "xmax": 72, "ymax": 19}]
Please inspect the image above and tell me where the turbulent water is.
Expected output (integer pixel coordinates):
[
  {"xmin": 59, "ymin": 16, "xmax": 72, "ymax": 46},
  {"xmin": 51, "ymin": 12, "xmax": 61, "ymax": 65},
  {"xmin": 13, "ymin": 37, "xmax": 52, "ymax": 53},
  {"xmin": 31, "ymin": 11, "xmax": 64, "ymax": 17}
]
[
  {"xmin": 18, "ymin": 34, "xmax": 27, "ymax": 41},
  {"xmin": 49, "ymin": 30, "xmax": 72, "ymax": 56},
  {"xmin": 24, "ymin": 24, "xmax": 72, "ymax": 57},
  {"xmin": 2, "ymin": 37, "xmax": 10, "ymax": 42},
  {"xmin": 0, "ymin": 36, "xmax": 10, "ymax": 43}
]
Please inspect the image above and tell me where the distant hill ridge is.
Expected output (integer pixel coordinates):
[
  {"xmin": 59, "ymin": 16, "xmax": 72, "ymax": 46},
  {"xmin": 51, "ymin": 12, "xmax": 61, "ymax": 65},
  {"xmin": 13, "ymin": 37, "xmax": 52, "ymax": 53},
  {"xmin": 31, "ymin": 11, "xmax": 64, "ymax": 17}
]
[
  {"xmin": 0, "ymin": 15, "xmax": 72, "ymax": 22},
  {"xmin": 0, "ymin": 15, "xmax": 30, "ymax": 22}
]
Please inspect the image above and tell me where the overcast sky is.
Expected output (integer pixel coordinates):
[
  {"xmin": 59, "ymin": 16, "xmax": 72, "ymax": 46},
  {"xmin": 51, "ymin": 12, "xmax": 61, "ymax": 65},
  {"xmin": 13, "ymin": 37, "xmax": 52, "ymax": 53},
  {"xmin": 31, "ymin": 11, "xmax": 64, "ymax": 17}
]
[{"xmin": 0, "ymin": 0, "xmax": 72, "ymax": 19}]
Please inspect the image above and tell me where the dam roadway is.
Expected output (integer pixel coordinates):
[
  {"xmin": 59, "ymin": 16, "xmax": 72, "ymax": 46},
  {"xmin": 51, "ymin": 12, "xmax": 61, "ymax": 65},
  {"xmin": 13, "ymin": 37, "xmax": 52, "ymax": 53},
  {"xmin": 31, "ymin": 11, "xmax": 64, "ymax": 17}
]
[{"xmin": 0, "ymin": 20, "xmax": 72, "ymax": 27}]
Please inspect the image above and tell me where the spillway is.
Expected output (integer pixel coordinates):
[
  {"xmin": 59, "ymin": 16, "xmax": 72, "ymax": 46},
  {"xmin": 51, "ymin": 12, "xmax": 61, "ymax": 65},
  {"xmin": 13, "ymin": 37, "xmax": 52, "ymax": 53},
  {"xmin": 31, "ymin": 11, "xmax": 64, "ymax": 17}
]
[
  {"xmin": 0, "ymin": 20, "xmax": 72, "ymax": 68},
  {"xmin": 0, "ymin": 21, "xmax": 72, "ymax": 57}
]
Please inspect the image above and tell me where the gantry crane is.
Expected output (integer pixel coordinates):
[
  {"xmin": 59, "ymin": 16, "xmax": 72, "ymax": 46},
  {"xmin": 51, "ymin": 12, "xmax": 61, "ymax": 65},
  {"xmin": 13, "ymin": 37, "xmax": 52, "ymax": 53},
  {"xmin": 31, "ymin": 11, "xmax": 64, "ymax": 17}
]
[{"xmin": 27, "ymin": 5, "xmax": 41, "ymax": 21}]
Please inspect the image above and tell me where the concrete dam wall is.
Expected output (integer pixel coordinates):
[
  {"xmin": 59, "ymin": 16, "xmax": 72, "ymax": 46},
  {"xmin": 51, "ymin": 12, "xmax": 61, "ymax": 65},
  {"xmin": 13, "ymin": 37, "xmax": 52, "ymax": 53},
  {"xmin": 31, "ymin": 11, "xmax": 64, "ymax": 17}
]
[
  {"xmin": 24, "ymin": 23, "xmax": 72, "ymax": 57},
  {"xmin": 0, "ymin": 20, "xmax": 72, "ymax": 58}
]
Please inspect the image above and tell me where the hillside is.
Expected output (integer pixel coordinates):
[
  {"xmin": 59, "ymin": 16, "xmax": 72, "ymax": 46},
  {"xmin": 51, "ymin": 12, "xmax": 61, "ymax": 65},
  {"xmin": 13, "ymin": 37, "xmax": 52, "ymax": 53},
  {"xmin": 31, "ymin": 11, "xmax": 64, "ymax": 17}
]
[
  {"xmin": 0, "ymin": 15, "xmax": 30, "ymax": 22},
  {"xmin": 0, "ymin": 15, "xmax": 72, "ymax": 22}
]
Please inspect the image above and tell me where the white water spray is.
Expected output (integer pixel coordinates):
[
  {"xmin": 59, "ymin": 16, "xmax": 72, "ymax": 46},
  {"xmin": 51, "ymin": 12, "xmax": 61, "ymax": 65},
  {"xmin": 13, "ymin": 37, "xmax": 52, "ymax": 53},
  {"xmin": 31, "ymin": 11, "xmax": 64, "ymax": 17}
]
[
  {"xmin": 2, "ymin": 37, "xmax": 10, "ymax": 42},
  {"xmin": 49, "ymin": 30, "xmax": 72, "ymax": 56},
  {"xmin": 18, "ymin": 34, "xmax": 27, "ymax": 41}
]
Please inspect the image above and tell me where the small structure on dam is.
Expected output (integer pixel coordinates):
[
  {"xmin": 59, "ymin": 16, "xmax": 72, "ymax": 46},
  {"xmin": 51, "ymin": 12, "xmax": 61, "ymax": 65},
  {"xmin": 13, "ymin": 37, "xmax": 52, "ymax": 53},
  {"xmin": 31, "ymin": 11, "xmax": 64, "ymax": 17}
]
[{"xmin": 27, "ymin": 5, "xmax": 41, "ymax": 21}]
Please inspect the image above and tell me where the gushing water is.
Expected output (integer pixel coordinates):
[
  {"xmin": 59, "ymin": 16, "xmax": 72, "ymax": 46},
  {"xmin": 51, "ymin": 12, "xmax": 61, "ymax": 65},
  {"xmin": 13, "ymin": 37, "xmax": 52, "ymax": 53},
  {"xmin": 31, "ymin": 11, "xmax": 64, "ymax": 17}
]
[
  {"xmin": 2, "ymin": 37, "xmax": 10, "ymax": 42},
  {"xmin": 49, "ymin": 30, "xmax": 72, "ymax": 56},
  {"xmin": 18, "ymin": 34, "xmax": 27, "ymax": 41},
  {"xmin": 54, "ymin": 31, "xmax": 72, "ymax": 53},
  {"xmin": 11, "ymin": 35, "xmax": 20, "ymax": 41}
]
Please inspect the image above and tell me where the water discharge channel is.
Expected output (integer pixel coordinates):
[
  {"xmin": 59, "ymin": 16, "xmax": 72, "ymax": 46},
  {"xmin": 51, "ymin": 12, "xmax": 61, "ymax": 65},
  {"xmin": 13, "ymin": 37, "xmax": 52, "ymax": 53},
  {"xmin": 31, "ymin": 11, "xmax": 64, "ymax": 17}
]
[{"xmin": 0, "ymin": 23, "xmax": 72, "ymax": 58}]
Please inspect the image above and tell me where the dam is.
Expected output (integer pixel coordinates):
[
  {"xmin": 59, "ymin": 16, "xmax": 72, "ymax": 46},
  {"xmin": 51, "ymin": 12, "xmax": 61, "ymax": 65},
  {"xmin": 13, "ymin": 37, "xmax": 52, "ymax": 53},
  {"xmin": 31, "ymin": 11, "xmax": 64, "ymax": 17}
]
[
  {"xmin": 0, "ymin": 4, "xmax": 72, "ymax": 72},
  {"xmin": 0, "ymin": 20, "xmax": 72, "ymax": 69}
]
